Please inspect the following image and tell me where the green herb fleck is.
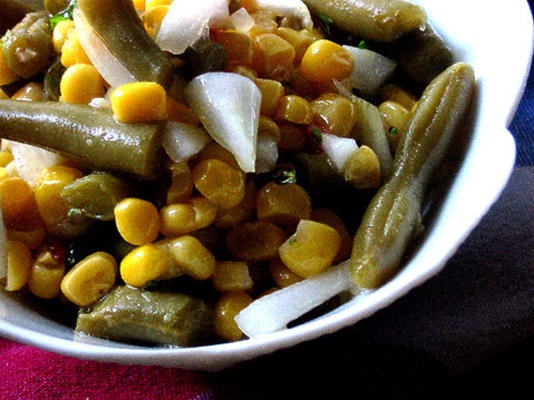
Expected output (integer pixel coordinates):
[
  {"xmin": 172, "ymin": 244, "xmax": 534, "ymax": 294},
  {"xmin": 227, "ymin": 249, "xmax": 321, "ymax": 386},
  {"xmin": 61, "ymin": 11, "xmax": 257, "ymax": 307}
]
[
  {"xmin": 357, "ymin": 40, "xmax": 368, "ymax": 50},
  {"xmin": 312, "ymin": 127, "xmax": 323, "ymax": 145},
  {"xmin": 388, "ymin": 127, "xmax": 398, "ymax": 136},
  {"xmin": 50, "ymin": 0, "xmax": 78, "ymax": 30},
  {"xmin": 67, "ymin": 208, "xmax": 83, "ymax": 218},
  {"xmin": 1, "ymin": 30, "xmax": 10, "ymax": 47},
  {"xmin": 317, "ymin": 12, "xmax": 334, "ymax": 36},
  {"xmin": 273, "ymin": 167, "xmax": 297, "ymax": 185},
  {"xmin": 288, "ymin": 237, "xmax": 297, "ymax": 246}
]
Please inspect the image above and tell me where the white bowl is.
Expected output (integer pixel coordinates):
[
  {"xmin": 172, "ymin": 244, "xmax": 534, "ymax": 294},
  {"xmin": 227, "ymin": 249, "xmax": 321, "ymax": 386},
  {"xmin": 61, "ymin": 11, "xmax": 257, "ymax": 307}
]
[{"xmin": 1, "ymin": 0, "xmax": 533, "ymax": 371}]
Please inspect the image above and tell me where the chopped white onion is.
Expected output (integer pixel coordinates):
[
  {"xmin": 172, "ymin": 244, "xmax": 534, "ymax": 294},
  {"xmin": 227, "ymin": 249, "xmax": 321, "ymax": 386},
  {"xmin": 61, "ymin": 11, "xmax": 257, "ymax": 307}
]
[
  {"xmin": 156, "ymin": 0, "xmax": 229, "ymax": 55},
  {"xmin": 230, "ymin": 7, "xmax": 255, "ymax": 33},
  {"xmin": 322, "ymin": 133, "xmax": 358, "ymax": 172},
  {"xmin": 343, "ymin": 45, "xmax": 397, "ymax": 97},
  {"xmin": 162, "ymin": 121, "xmax": 211, "ymax": 163},
  {"xmin": 0, "ymin": 203, "xmax": 6, "ymax": 282},
  {"xmin": 88, "ymin": 97, "xmax": 111, "ymax": 109},
  {"xmin": 254, "ymin": 0, "xmax": 313, "ymax": 30},
  {"xmin": 10, "ymin": 142, "xmax": 60, "ymax": 188},
  {"xmin": 235, "ymin": 261, "xmax": 355, "ymax": 337},
  {"xmin": 73, "ymin": 9, "xmax": 136, "ymax": 88},
  {"xmin": 255, "ymin": 135, "xmax": 278, "ymax": 173},
  {"xmin": 185, "ymin": 72, "xmax": 261, "ymax": 173},
  {"xmin": 332, "ymin": 79, "xmax": 354, "ymax": 100}
]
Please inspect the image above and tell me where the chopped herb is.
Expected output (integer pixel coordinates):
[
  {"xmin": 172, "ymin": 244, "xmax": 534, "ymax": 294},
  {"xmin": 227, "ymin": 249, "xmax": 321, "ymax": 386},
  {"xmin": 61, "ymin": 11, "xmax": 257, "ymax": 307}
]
[
  {"xmin": 312, "ymin": 127, "xmax": 323, "ymax": 145},
  {"xmin": 272, "ymin": 167, "xmax": 297, "ymax": 185},
  {"xmin": 1, "ymin": 30, "xmax": 10, "ymax": 46},
  {"xmin": 288, "ymin": 237, "xmax": 297, "ymax": 246},
  {"xmin": 50, "ymin": 0, "xmax": 78, "ymax": 30},
  {"xmin": 389, "ymin": 127, "xmax": 398, "ymax": 136},
  {"xmin": 357, "ymin": 40, "xmax": 368, "ymax": 50},
  {"xmin": 317, "ymin": 12, "xmax": 334, "ymax": 36},
  {"xmin": 67, "ymin": 208, "xmax": 83, "ymax": 218}
]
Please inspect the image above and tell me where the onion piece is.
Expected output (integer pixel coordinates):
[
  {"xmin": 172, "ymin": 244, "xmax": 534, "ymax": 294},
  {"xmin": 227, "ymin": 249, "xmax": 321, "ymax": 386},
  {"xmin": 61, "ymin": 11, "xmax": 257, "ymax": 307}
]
[
  {"xmin": 254, "ymin": 0, "xmax": 313, "ymax": 30},
  {"xmin": 0, "ymin": 204, "xmax": 6, "ymax": 282},
  {"xmin": 255, "ymin": 135, "xmax": 278, "ymax": 173},
  {"xmin": 185, "ymin": 72, "xmax": 261, "ymax": 173},
  {"xmin": 235, "ymin": 261, "xmax": 355, "ymax": 337},
  {"xmin": 156, "ymin": 0, "xmax": 229, "ymax": 55},
  {"xmin": 162, "ymin": 121, "xmax": 211, "ymax": 163},
  {"xmin": 343, "ymin": 45, "xmax": 397, "ymax": 97},
  {"xmin": 73, "ymin": 9, "xmax": 136, "ymax": 88},
  {"xmin": 230, "ymin": 8, "xmax": 254, "ymax": 32},
  {"xmin": 321, "ymin": 133, "xmax": 359, "ymax": 172},
  {"xmin": 10, "ymin": 142, "xmax": 60, "ymax": 188}
]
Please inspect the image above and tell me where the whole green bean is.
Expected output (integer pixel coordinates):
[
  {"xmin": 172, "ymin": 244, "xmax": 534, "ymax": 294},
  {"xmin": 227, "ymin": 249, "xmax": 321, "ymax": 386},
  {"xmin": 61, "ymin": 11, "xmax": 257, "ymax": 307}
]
[
  {"xmin": 2, "ymin": 11, "xmax": 53, "ymax": 79},
  {"xmin": 0, "ymin": 100, "xmax": 164, "ymax": 180},
  {"xmin": 77, "ymin": 0, "xmax": 175, "ymax": 89},
  {"xmin": 350, "ymin": 62, "xmax": 475, "ymax": 288},
  {"xmin": 44, "ymin": 0, "xmax": 69, "ymax": 15},
  {"xmin": 302, "ymin": 0, "xmax": 426, "ymax": 42}
]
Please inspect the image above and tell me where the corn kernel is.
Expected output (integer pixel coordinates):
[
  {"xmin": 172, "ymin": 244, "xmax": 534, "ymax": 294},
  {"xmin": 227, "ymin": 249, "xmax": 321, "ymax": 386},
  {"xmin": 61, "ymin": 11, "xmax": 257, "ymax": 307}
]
[
  {"xmin": 378, "ymin": 100, "xmax": 411, "ymax": 151},
  {"xmin": 214, "ymin": 291, "xmax": 253, "ymax": 341},
  {"xmin": 132, "ymin": 0, "xmax": 145, "ymax": 11},
  {"xmin": 279, "ymin": 220, "xmax": 341, "ymax": 278},
  {"xmin": 380, "ymin": 84, "xmax": 418, "ymax": 110},
  {"xmin": 164, "ymin": 235, "xmax": 216, "ymax": 280},
  {"xmin": 110, "ymin": 82, "xmax": 167, "ymax": 123},
  {"xmin": 60, "ymin": 252, "xmax": 117, "ymax": 306},
  {"xmin": 114, "ymin": 198, "xmax": 160, "ymax": 246},
  {"xmin": 215, "ymin": 180, "xmax": 257, "ymax": 229},
  {"xmin": 249, "ymin": 10, "xmax": 278, "ymax": 36},
  {"xmin": 165, "ymin": 96, "xmax": 199, "ymax": 124},
  {"xmin": 120, "ymin": 244, "xmax": 170, "ymax": 287},
  {"xmin": 195, "ymin": 142, "xmax": 240, "ymax": 170},
  {"xmin": 276, "ymin": 27, "xmax": 315, "ymax": 62},
  {"xmin": 310, "ymin": 93, "xmax": 357, "ymax": 138},
  {"xmin": 5, "ymin": 240, "xmax": 32, "ymax": 291},
  {"xmin": 0, "ymin": 49, "xmax": 16, "ymax": 86},
  {"xmin": 274, "ymin": 95, "xmax": 313, "ymax": 125},
  {"xmin": 288, "ymin": 73, "xmax": 318, "ymax": 100},
  {"xmin": 160, "ymin": 196, "xmax": 217, "ymax": 237},
  {"xmin": 166, "ymin": 162, "xmax": 193, "ymax": 204},
  {"xmin": 192, "ymin": 159, "xmax": 246, "ymax": 209},
  {"xmin": 60, "ymin": 64, "xmax": 105, "ymax": 104},
  {"xmin": 0, "ymin": 89, "xmax": 8, "ymax": 99},
  {"xmin": 212, "ymin": 261, "xmax": 253, "ymax": 292},
  {"xmin": 7, "ymin": 225, "xmax": 46, "ymax": 250},
  {"xmin": 311, "ymin": 208, "xmax": 352, "ymax": 263},
  {"xmin": 27, "ymin": 241, "xmax": 66, "ymax": 299},
  {"xmin": 255, "ymin": 78, "xmax": 284, "ymax": 117},
  {"xmin": 11, "ymin": 82, "xmax": 45, "ymax": 101},
  {"xmin": 300, "ymin": 40, "xmax": 354, "ymax": 83},
  {"xmin": 226, "ymin": 220, "xmax": 287, "ymax": 261},
  {"xmin": 53, "ymin": 20, "xmax": 75, "ymax": 53},
  {"xmin": 145, "ymin": 0, "xmax": 171, "ymax": 10},
  {"xmin": 256, "ymin": 182, "xmax": 312, "ymax": 229},
  {"xmin": 212, "ymin": 29, "xmax": 255, "ymax": 66},
  {"xmin": 344, "ymin": 145, "xmax": 381, "ymax": 189},
  {"xmin": 230, "ymin": 65, "xmax": 258, "ymax": 80},
  {"xmin": 258, "ymin": 115, "xmax": 281, "ymax": 143},
  {"xmin": 269, "ymin": 258, "xmax": 303, "ymax": 288},
  {"xmin": 0, "ymin": 177, "xmax": 41, "ymax": 229},
  {"xmin": 142, "ymin": 5, "xmax": 169, "ymax": 37},
  {"xmin": 61, "ymin": 30, "xmax": 92, "ymax": 67},
  {"xmin": 277, "ymin": 122, "xmax": 308, "ymax": 154},
  {"xmin": 0, "ymin": 151, "xmax": 13, "ymax": 167},
  {"xmin": 254, "ymin": 33, "xmax": 295, "ymax": 82}
]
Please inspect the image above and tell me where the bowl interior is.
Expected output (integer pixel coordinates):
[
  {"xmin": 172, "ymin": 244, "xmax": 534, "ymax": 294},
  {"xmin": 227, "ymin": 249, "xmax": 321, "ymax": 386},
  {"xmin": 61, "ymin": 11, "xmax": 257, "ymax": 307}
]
[{"xmin": 1, "ymin": 0, "xmax": 533, "ymax": 371}]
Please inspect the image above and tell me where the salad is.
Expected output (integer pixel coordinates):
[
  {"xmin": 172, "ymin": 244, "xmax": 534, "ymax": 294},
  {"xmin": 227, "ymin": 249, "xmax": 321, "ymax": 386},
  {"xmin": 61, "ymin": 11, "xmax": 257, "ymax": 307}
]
[{"xmin": 0, "ymin": 0, "xmax": 474, "ymax": 346}]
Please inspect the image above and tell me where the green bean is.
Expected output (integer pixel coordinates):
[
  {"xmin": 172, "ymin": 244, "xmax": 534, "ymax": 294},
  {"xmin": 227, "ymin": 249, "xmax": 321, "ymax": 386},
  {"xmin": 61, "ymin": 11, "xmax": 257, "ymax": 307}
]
[
  {"xmin": 61, "ymin": 172, "xmax": 131, "ymax": 221},
  {"xmin": 0, "ymin": 100, "xmax": 165, "ymax": 180},
  {"xmin": 2, "ymin": 11, "xmax": 53, "ymax": 79},
  {"xmin": 0, "ymin": 0, "xmax": 43, "ymax": 35},
  {"xmin": 302, "ymin": 0, "xmax": 426, "ymax": 42},
  {"xmin": 77, "ymin": 0, "xmax": 175, "ymax": 89},
  {"xmin": 44, "ymin": 0, "xmax": 69, "ymax": 15},
  {"xmin": 350, "ymin": 62, "xmax": 475, "ymax": 288},
  {"xmin": 76, "ymin": 285, "xmax": 214, "ymax": 346},
  {"xmin": 183, "ymin": 38, "xmax": 227, "ymax": 79},
  {"xmin": 43, "ymin": 57, "xmax": 65, "ymax": 101}
]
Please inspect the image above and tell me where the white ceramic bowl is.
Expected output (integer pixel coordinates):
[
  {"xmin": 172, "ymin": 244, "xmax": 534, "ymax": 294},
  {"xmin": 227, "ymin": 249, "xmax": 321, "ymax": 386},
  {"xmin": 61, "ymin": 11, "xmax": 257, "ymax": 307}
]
[{"xmin": 1, "ymin": 0, "xmax": 532, "ymax": 371}]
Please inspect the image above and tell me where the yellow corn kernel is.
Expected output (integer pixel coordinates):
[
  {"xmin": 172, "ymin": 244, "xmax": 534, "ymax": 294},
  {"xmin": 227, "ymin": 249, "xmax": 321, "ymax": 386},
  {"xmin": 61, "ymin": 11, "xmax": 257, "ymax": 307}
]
[
  {"xmin": 53, "ymin": 20, "xmax": 75, "ymax": 53},
  {"xmin": 60, "ymin": 252, "xmax": 117, "ymax": 306},
  {"xmin": 310, "ymin": 93, "xmax": 357, "ymax": 138},
  {"xmin": 160, "ymin": 196, "xmax": 217, "ymax": 237},
  {"xmin": 0, "ymin": 89, "xmax": 8, "ymax": 99},
  {"xmin": 276, "ymin": 27, "xmax": 315, "ymax": 62},
  {"xmin": 192, "ymin": 159, "xmax": 246, "ymax": 209},
  {"xmin": 132, "ymin": 0, "xmax": 145, "ymax": 11},
  {"xmin": 60, "ymin": 64, "xmax": 105, "ymax": 104},
  {"xmin": 35, "ymin": 166, "xmax": 83, "ymax": 229},
  {"xmin": 167, "ymin": 162, "xmax": 193, "ymax": 204},
  {"xmin": 142, "ymin": 5, "xmax": 169, "ymax": 37},
  {"xmin": 163, "ymin": 235, "xmax": 215, "ymax": 280},
  {"xmin": 288, "ymin": 72, "xmax": 318, "ymax": 100},
  {"xmin": 0, "ymin": 48, "xmax": 17, "ymax": 86},
  {"xmin": 0, "ymin": 167, "xmax": 9, "ymax": 181},
  {"xmin": 255, "ymin": 78, "xmax": 284, "ymax": 117},
  {"xmin": 277, "ymin": 122, "xmax": 308, "ymax": 154},
  {"xmin": 215, "ymin": 180, "xmax": 257, "ymax": 230},
  {"xmin": 114, "ymin": 198, "xmax": 160, "ymax": 246},
  {"xmin": 27, "ymin": 242, "xmax": 66, "ymax": 299},
  {"xmin": 120, "ymin": 244, "xmax": 170, "ymax": 287},
  {"xmin": 378, "ymin": 100, "xmax": 411, "ymax": 150},
  {"xmin": 344, "ymin": 145, "xmax": 381, "ymax": 189},
  {"xmin": 256, "ymin": 181, "xmax": 312, "ymax": 229},
  {"xmin": 214, "ymin": 291, "xmax": 253, "ymax": 341},
  {"xmin": 213, "ymin": 29, "xmax": 255, "ymax": 66},
  {"xmin": 274, "ymin": 95, "xmax": 313, "ymax": 125},
  {"xmin": 212, "ymin": 261, "xmax": 253, "ymax": 292},
  {"xmin": 145, "ymin": 0, "xmax": 171, "ymax": 10},
  {"xmin": 300, "ymin": 40, "xmax": 354, "ymax": 83},
  {"xmin": 110, "ymin": 82, "xmax": 167, "ymax": 123},
  {"xmin": 311, "ymin": 208, "xmax": 352, "ymax": 263},
  {"xmin": 5, "ymin": 240, "xmax": 32, "ymax": 291},
  {"xmin": 258, "ymin": 115, "xmax": 281, "ymax": 143},
  {"xmin": 0, "ymin": 177, "xmax": 40, "ymax": 229},
  {"xmin": 226, "ymin": 220, "xmax": 287, "ymax": 261},
  {"xmin": 11, "ymin": 82, "xmax": 45, "ymax": 101},
  {"xmin": 195, "ymin": 142, "xmax": 240, "ymax": 170},
  {"xmin": 7, "ymin": 225, "xmax": 46, "ymax": 250},
  {"xmin": 165, "ymin": 96, "xmax": 199, "ymax": 125},
  {"xmin": 254, "ymin": 33, "xmax": 295, "ymax": 82},
  {"xmin": 249, "ymin": 10, "xmax": 278, "ymax": 36},
  {"xmin": 279, "ymin": 220, "xmax": 341, "ymax": 278},
  {"xmin": 230, "ymin": 65, "xmax": 258, "ymax": 81},
  {"xmin": 0, "ymin": 151, "xmax": 13, "ymax": 167},
  {"xmin": 380, "ymin": 84, "xmax": 418, "ymax": 110},
  {"xmin": 269, "ymin": 258, "xmax": 303, "ymax": 288},
  {"xmin": 61, "ymin": 30, "xmax": 91, "ymax": 67}
]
